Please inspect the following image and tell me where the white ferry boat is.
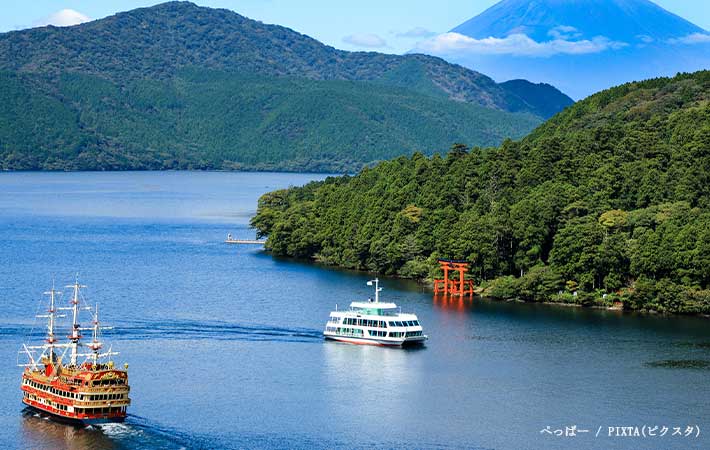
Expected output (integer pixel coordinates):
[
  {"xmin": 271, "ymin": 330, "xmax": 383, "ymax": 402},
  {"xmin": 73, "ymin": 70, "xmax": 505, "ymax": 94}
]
[{"xmin": 323, "ymin": 279, "xmax": 427, "ymax": 347}]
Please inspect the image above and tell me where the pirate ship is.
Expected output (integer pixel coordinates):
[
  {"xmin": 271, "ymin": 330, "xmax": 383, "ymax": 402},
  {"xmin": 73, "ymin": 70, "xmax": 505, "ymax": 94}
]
[{"xmin": 19, "ymin": 280, "xmax": 130, "ymax": 424}]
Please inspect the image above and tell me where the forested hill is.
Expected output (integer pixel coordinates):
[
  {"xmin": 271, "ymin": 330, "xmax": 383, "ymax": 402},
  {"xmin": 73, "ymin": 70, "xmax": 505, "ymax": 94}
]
[
  {"xmin": 0, "ymin": 1, "xmax": 571, "ymax": 172},
  {"xmin": 252, "ymin": 71, "xmax": 710, "ymax": 314},
  {"xmin": 0, "ymin": 2, "xmax": 566, "ymax": 116}
]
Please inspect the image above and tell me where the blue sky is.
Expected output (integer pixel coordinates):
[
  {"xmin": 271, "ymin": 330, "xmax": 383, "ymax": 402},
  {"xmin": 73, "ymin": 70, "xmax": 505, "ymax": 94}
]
[{"xmin": 1, "ymin": 0, "xmax": 708, "ymax": 54}]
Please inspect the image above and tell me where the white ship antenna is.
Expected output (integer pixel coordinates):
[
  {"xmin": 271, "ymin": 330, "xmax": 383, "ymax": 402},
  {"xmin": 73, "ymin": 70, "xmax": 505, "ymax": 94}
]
[{"xmin": 367, "ymin": 278, "xmax": 382, "ymax": 303}]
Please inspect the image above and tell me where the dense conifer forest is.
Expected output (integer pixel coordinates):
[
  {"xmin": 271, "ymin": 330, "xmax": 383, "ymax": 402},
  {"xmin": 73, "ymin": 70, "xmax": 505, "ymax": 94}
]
[{"xmin": 252, "ymin": 71, "xmax": 710, "ymax": 314}]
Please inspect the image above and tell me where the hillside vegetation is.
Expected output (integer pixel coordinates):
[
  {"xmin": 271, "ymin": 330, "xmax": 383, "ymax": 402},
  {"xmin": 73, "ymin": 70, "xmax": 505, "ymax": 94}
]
[
  {"xmin": 252, "ymin": 71, "xmax": 710, "ymax": 314},
  {"xmin": 0, "ymin": 70, "xmax": 540, "ymax": 171},
  {"xmin": 0, "ymin": 1, "xmax": 570, "ymax": 172}
]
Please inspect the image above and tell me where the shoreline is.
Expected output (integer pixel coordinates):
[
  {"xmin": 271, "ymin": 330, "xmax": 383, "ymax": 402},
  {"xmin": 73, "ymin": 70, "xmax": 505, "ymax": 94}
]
[{"xmin": 270, "ymin": 252, "xmax": 710, "ymax": 319}]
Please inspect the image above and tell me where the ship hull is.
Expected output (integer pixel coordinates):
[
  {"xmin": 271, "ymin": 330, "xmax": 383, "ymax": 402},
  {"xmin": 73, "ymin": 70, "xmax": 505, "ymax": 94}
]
[
  {"xmin": 23, "ymin": 403, "xmax": 126, "ymax": 426},
  {"xmin": 324, "ymin": 334, "xmax": 426, "ymax": 347}
]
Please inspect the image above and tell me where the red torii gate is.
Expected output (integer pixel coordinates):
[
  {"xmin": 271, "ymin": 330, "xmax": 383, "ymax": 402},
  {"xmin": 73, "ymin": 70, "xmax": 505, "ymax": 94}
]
[{"xmin": 433, "ymin": 259, "xmax": 474, "ymax": 296}]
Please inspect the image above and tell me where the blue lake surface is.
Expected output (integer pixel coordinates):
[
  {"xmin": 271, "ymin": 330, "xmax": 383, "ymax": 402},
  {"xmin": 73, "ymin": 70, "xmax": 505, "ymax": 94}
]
[{"xmin": 1, "ymin": 171, "xmax": 709, "ymax": 450}]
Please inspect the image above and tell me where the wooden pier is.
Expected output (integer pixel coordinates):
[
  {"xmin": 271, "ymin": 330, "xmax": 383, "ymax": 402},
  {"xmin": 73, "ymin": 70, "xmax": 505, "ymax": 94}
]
[{"xmin": 225, "ymin": 239, "xmax": 266, "ymax": 245}]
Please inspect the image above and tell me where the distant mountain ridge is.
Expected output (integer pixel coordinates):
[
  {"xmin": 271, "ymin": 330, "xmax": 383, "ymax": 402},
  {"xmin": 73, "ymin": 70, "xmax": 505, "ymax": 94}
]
[
  {"xmin": 0, "ymin": 1, "xmax": 572, "ymax": 172},
  {"xmin": 417, "ymin": 0, "xmax": 710, "ymax": 99},
  {"xmin": 0, "ymin": 1, "xmax": 569, "ymax": 117}
]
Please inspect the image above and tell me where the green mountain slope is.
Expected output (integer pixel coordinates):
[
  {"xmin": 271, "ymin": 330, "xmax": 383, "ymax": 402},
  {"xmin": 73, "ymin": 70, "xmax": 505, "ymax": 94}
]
[
  {"xmin": 252, "ymin": 70, "xmax": 710, "ymax": 314},
  {"xmin": 0, "ymin": 2, "xmax": 570, "ymax": 115},
  {"xmin": 0, "ymin": 70, "xmax": 540, "ymax": 171},
  {"xmin": 0, "ymin": 1, "xmax": 570, "ymax": 172}
]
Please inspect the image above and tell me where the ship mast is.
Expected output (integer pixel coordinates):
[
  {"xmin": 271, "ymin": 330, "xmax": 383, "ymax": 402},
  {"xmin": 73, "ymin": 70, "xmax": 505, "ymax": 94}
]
[
  {"xmin": 88, "ymin": 304, "xmax": 103, "ymax": 365},
  {"xmin": 45, "ymin": 283, "xmax": 59, "ymax": 364},
  {"xmin": 60, "ymin": 280, "xmax": 119, "ymax": 366},
  {"xmin": 66, "ymin": 279, "xmax": 86, "ymax": 366},
  {"xmin": 20, "ymin": 279, "xmax": 118, "ymax": 371},
  {"xmin": 20, "ymin": 283, "xmax": 68, "ymax": 370},
  {"xmin": 40, "ymin": 285, "xmax": 64, "ymax": 364}
]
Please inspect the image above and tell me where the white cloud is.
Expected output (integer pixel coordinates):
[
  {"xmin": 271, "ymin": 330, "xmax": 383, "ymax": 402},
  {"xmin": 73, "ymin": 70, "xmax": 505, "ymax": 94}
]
[
  {"xmin": 413, "ymin": 32, "xmax": 627, "ymax": 58},
  {"xmin": 668, "ymin": 32, "xmax": 710, "ymax": 45},
  {"xmin": 342, "ymin": 33, "xmax": 387, "ymax": 48},
  {"xmin": 547, "ymin": 25, "xmax": 581, "ymax": 40},
  {"xmin": 35, "ymin": 9, "xmax": 91, "ymax": 28},
  {"xmin": 637, "ymin": 34, "xmax": 654, "ymax": 44},
  {"xmin": 396, "ymin": 27, "xmax": 437, "ymax": 39}
]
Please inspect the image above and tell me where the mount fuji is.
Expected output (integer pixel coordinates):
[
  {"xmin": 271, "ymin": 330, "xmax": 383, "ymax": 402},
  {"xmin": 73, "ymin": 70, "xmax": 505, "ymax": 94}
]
[{"xmin": 414, "ymin": 0, "xmax": 710, "ymax": 99}]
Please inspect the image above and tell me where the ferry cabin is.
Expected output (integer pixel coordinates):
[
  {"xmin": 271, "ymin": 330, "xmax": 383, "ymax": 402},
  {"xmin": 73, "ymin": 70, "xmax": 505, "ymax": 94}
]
[{"xmin": 324, "ymin": 301, "xmax": 426, "ymax": 346}]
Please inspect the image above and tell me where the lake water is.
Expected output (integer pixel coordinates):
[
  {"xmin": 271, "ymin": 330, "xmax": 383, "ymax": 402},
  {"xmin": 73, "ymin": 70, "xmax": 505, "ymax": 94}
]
[{"xmin": 1, "ymin": 171, "xmax": 709, "ymax": 450}]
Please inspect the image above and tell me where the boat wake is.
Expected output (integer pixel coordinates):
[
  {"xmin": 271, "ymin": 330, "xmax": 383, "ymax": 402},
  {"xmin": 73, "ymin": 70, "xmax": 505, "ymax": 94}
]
[
  {"xmin": 96, "ymin": 422, "xmax": 144, "ymax": 438},
  {"xmin": 116, "ymin": 319, "xmax": 322, "ymax": 344}
]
